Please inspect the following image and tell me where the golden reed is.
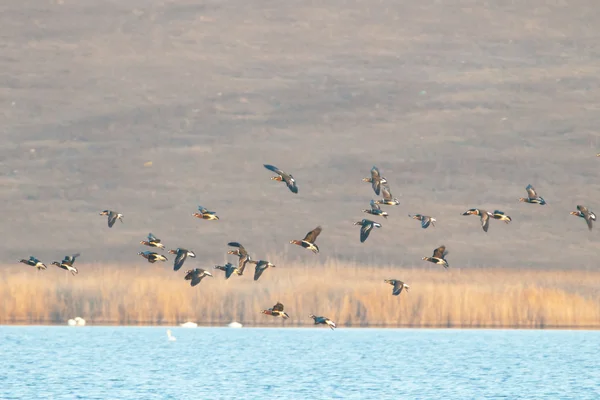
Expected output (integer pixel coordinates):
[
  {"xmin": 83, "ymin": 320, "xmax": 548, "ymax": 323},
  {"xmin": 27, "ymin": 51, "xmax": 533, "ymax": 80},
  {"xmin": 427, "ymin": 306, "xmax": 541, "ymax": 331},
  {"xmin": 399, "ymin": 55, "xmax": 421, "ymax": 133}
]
[{"xmin": 2, "ymin": 260, "xmax": 599, "ymax": 328}]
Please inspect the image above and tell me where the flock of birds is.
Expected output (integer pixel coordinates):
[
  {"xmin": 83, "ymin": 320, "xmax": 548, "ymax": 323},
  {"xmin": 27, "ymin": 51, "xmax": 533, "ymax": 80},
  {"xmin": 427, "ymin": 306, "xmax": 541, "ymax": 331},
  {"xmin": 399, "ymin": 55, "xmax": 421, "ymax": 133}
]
[{"xmin": 17, "ymin": 160, "xmax": 598, "ymax": 330}]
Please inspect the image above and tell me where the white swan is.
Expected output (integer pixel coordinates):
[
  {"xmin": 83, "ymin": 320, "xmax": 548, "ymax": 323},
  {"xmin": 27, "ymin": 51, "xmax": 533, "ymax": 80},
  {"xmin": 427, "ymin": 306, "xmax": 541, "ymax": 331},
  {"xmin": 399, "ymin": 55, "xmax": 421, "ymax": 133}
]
[
  {"xmin": 228, "ymin": 321, "xmax": 243, "ymax": 328},
  {"xmin": 167, "ymin": 329, "xmax": 176, "ymax": 341},
  {"xmin": 180, "ymin": 321, "xmax": 198, "ymax": 328},
  {"xmin": 67, "ymin": 317, "xmax": 86, "ymax": 326}
]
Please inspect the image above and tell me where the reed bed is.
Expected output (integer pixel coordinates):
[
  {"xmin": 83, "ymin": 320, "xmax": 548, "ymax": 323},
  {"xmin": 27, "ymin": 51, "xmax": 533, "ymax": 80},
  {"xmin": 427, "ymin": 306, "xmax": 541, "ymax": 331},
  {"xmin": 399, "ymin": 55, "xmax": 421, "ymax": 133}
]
[{"xmin": 1, "ymin": 261, "xmax": 599, "ymax": 328}]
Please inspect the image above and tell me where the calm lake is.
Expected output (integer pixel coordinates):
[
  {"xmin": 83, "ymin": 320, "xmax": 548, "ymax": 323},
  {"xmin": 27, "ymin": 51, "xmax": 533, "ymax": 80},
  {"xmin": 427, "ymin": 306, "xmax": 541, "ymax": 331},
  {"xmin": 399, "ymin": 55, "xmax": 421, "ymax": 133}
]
[{"xmin": 1, "ymin": 327, "xmax": 598, "ymax": 399}]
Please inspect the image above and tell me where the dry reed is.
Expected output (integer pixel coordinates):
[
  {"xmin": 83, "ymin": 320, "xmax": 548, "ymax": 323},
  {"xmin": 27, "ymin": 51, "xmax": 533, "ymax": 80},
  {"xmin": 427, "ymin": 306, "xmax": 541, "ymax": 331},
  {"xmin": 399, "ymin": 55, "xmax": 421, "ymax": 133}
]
[{"xmin": 2, "ymin": 260, "xmax": 599, "ymax": 328}]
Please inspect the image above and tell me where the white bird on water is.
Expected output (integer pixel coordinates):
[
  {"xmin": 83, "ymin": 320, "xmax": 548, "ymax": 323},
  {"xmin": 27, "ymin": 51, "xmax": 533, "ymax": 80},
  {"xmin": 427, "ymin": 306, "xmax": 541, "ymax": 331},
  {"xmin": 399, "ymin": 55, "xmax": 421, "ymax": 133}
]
[{"xmin": 167, "ymin": 329, "xmax": 176, "ymax": 341}]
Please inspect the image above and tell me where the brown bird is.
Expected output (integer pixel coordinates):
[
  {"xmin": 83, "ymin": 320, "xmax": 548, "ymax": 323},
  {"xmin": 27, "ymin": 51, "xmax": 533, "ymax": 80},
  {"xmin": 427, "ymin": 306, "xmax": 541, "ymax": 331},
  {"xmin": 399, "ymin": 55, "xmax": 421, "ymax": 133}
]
[
  {"xmin": 52, "ymin": 254, "xmax": 80, "ymax": 275},
  {"xmin": 261, "ymin": 302, "xmax": 290, "ymax": 319},
  {"xmin": 362, "ymin": 166, "xmax": 387, "ymax": 196},
  {"xmin": 422, "ymin": 245, "xmax": 449, "ymax": 269},
  {"xmin": 140, "ymin": 233, "xmax": 165, "ymax": 249},
  {"xmin": 192, "ymin": 206, "xmax": 219, "ymax": 220},
  {"xmin": 227, "ymin": 242, "xmax": 251, "ymax": 275},
  {"xmin": 384, "ymin": 279, "xmax": 409, "ymax": 296},
  {"xmin": 184, "ymin": 268, "xmax": 213, "ymax": 287},
  {"xmin": 374, "ymin": 185, "xmax": 400, "ymax": 206},
  {"xmin": 263, "ymin": 164, "xmax": 298, "ymax": 194},
  {"xmin": 570, "ymin": 205, "xmax": 596, "ymax": 231},
  {"xmin": 138, "ymin": 251, "xmax": 167, "ymax": 263},
  {"xmin": 290, "ymin": 226, "xmax": 322, "ymax": 254},
  {"xmin": 519, "ymin": 184, "xmax": 547, "ymax": 205},
  {"xmin": 462, "ymin": 209, "xmax": 493, "ymax": 232}
]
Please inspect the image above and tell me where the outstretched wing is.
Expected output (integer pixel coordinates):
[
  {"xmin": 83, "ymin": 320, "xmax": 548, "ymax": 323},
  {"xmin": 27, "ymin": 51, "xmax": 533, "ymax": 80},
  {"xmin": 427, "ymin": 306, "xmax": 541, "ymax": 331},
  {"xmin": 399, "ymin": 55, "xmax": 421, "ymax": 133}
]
[
  {"xmin": 228, "ymin": 242, "xmax": 248, "ymax": 257},
  {"xmin": 284, "ymin": 174, "xmax": 298, "ymax": 194},
  {"xmin": 174, "ymin": 249, "xmax": 188, "ymax": 271},
  {"xmin": 360, "ymin": 221, "xmax": 373, "ymax": 243},
  {"xmin": 577, "ymin": 205, "xmax": 593, "ymax": 230},
  {"xmin": 107, "ymin": 212, "xmax": 118, "ymax": 228},
  {"xmin": 264, "ymin": 164, "xmax": 284, "ymax": 176},
  {"xmin": 303, "ymin": 226, "xmax": 322, "ymax": 243},
  {"xmin": 433, "ymin": 246, "xmax": 446, "ymax": 259},
  {"xmin": 224, "ymin": 263, "xmax": 236, "ymax": 279},
  {"xmin": 381, "ymin": 185, "xmax": 392, "ymax": 201},
  {"xmin": 526, "ymin": 184, "xmax": 537, "ymax": 199},
  {"xmin": 148, "ymin": 233, "xmax": 160, "ymax": 243},
  {"xmin": 421, "ymin": 217, "xmax": 431, "ymax": 229},
  {"xmin": 392, "ymin": 281, "xmax": 404, "ymax": 296},
  {"xmin": 370, "ymin": 199, "xmax": 381, "ymax": 211},
  {"xmin": 254, "ymin": 262, "xmax": 267, "ymax": 281},
  {"xmin": 481, "ymin": 213, "xmax": 490, "ymax": 232},
  {"xmin": 272, "ymin": 302, "xmax": 284, "ymax": 312},
  {"xmin": 370, "ymin": 166, "xmax": 381, "ymax": 180}
]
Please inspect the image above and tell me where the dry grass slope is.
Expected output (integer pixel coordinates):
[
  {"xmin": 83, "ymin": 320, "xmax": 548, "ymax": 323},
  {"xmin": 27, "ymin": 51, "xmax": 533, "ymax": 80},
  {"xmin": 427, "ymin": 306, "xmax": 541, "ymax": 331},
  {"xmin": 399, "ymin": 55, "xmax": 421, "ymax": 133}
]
[{"xmin": 3, "ymin": 262, "xmax": 599, "ymax": 328}]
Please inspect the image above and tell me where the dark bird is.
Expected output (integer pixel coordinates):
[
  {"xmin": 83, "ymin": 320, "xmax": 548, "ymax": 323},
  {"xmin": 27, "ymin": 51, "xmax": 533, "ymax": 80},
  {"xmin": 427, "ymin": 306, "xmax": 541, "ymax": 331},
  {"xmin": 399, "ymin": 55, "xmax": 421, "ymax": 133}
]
[
  {"xmin": 263, "ymin": 164, "xmax": 298, "ymax": 194},
  {"xmin": 140, "ymin": 233, "xmax": 165, "ymax": 249},
  {"xmin": 570, "ymin": 205, "xmax": 596, "ymax": 231},
  {"xmin": 409, "ymin": 214, "xmax": 436, "ymax": 229},
  {"xmin": 422, "ymin": 245, "xmax": 449, "ymax": 269},
  {"xmin": 52, "ymin": 253, "xmax": 80, "ymax": 275},
  {"xmin": 192, "ymin": 206, "xmax": 219, "ymax": 220},
  {"xmin": 138, "ymin": 251, "xmax": 168, "ymax": 263},
  {"xmin": 462, "ymin": 208, "xmax": 493, "ymax": 232},
  {"xmin": 227, "ymin": 242, "xmax": 251, "ymax": 275},
  {"xmin": 99, "ymin": 210, "xmax": 123, "ymax": 228},
  {"xmin": 19, "ymin": 256, "xmax": 47, "ymax": 270},
  {"xmin": 491, "ymin": 210, "xmax": 512, "ymax": 224},
  {"xmin": 261, "ymin": 302, "xmax": 290, "ymax": 319},
  {"xmin": 290, "ymin": 226, "xmax": 322, "ymax": 254},
  {"xmin": 168, "ymin": 248, "xmax": 196, "ymax": 271},
  {"xmin": 519, "ymin": 184, "xmax": 547, "ymax": 205},
  {"xmin": 309, "ymin": 314, "xmax": 336, "ymax": 330},
  {"xmin": 353, "ymin": 219, "xmax": 381, "ymax": 243},
  {"xmin": 384, "ymin": 279, "xmax": 410, "ymax": 296},
  {"xmin": 374, "ymin": 185, "xmax": 400, "ymax": 206},
  {"xmin": 363, "ymin": 200, "xmax": 388, "ymax": 219},
  {"xmin": 362, "ymin": 166, "xmax": 387, "ymax": 196},
  {"xmin": 249, "ymin": 260, "xmax": 276, "ymax": 281},
  {"xmin": 214, "ymin": 262, "xmax": 239, "ymax": 279},
  {"xmin": 184, "ymin": 268, "xmax": 213, "ymax": 287}
]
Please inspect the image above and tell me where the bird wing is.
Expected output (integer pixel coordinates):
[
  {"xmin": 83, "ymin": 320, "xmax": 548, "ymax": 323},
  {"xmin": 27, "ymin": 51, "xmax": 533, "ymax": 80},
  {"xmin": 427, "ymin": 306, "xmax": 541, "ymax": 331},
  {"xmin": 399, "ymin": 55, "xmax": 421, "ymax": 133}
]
[
  {"xmin": 481, "ymin": 213, "xmax": 490, "ymax": 232},
  {"xmin": 148, "ymin": 233, "xmax": 160, "ymax": 243},
  {"xmin": 254, "ymin": 262, "xmax": 267, "ymax": 281},
  {"xmin": 370, "ymin": 199, "xmax": 381, "ymax": 211},
  {"xmin": 370, "ymin": 166, "xmax": 381, "ymax": 180},
  {"xmin": 284, "ymin": 175, "xmax": 298, "ymax": 193},
  {"xmin": 526, "ymin": 184, "xmax": 537, "ymax": 199},
  {"xmin": 228, "ymin": 242, "xmax": 248, "ymax": 257},
  {"xmin": 393, "ymin": 281, "xmax": 403, "ymax": 295},
  {"xmin": 433, "ymin": 246, "xmax": 446, "ymax": 259},
  {"xmin": 578, "ymin": 206, "xmax": 593, "ymax": 230},
  {"xmin": 264, "ymin": 164, "xmax": 284, "ymax": 176},
  {"xmin": 381, "ymin": 185, "xmax": 392, "ymax": 201},
  {"xmin": 107, "ymin": 212, "xmax": 118, "ymax": 228},
  {"xmin": 372, "ymin": 180, "xmax": 381, "ymax": 196},
  {"xmin": 421, "ymin": 217, "xmax": 431, "ymax": 229},
  {"xmin": 224, "ymin": 263, "xmax": 236, "ymax": 279},
  {"xmin": 273, "ymin": 302, "xmax": 284, "ymax": 312},
  {"xmin": 493, "ymin": 210, "xmax": 505, "ymax": 216},
  {"xmin": 174, "ymin": 249, "xmax": 188, "ymax": 271},
  {"xmin": 303, "ymin": 226, "xmax": 322, "ymax": 243},
  {"xmin": 360, "ymin": 221, "xmax": 373, "ymax": 243},
  {"xmin": 191, "ymin": 275, "xmax": 202, "ymax": 286}
]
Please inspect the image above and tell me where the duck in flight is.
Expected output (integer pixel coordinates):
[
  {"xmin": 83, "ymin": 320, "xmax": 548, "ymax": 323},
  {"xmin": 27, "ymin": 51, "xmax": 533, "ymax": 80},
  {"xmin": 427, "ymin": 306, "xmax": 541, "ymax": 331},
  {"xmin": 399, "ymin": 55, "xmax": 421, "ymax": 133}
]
[
  {"xmin": 99, "ymin": 210, "xmax": 123, "ymax": 228},
  {"xmin": 384, "ymin": 279, "xmax": 409, "ymax": 296},
  {"xmin": 263, "ymin": 164, "xmax": 298, "ymax": 193},
  {"xmin": 462, "ymin": 208, "xmax": 493, "ymax": 232},
  {"xmin": 168, "ymin": 248, "xmax": 196, "ymax": 271},
  {"xmin": 249, "ymin": 260, "xmax": 276, "ymax": 281},
  {"xmin": 309, "ymin": 314, "xmax": 336, "ymax": 330},
  {"xmin": 227, "ymin": 242, "xmax": 251, "ymax": 276},
  {"xmin": 362, "ymin": 166, "xmax": 387, "ymax": 196},
  {"xmin": 363, "ymin": 200, "xmax": 388, "ymax": 219},
  {"xmin": 290, "ymin": 226, "xmax": 322, "ymax": 254},
  {"xmin": 570, "ymin": 205, "xmax": 596, "ymax": 231},
  {"xmin": 52, "ymin": 253, "xmax": 80, "ymax": 275},
  {"xmin": 19, "ymin": 256, "xmax": 47, "ymax": 270},
  {"xmin": 374, "ymin": 185, "xmax": 400, "ymax": 206},
  {"xmin": 519, "ymin": 184, "xmax": 547, "ymax": 205},
  {"xmin": 408, "ymin": 214, "xmax": 436, "ymax": 229},
  {"xmin": 261, "ymin": 302, "xmax": 290, "ymax": 319},
  {"xmin": 184, "ymin": 268, "xmax": 213, "ymax": 287},
  {"xmin": 214, "ymin": 262, "xmax": 240, "ymax": 279},
  {"xmin": 192, "ymin": 206, "xmax": 219, "ymax": 220},
  {"xmin": 138, "ymin": 251, "xmax": 167, "ymax": 263},
  {"xmin": 140, "ymin": 233, "xmax": 165, "ymax": 249},
  {"xmin": 353, "ymin": 219, "xmax": 381, "ymax": 243},
  {"xmin": 422, "ymin": 245, "xmax": 449, "ymax": 269}
]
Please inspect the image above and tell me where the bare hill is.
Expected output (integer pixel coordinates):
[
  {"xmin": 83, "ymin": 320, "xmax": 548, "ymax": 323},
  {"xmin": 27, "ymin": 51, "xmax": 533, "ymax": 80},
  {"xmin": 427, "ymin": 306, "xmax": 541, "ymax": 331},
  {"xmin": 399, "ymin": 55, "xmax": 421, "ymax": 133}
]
[{"xmin": 2, "ymin": 1, "xmax": 600, "ymax": 268}]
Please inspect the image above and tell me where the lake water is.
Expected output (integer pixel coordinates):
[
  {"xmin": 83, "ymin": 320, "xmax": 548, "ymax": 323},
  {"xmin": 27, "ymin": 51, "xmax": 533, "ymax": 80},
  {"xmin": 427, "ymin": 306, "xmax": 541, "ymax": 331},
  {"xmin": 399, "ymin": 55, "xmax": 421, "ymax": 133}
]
[{"xmin": 1, "ymin": 327, "xmax": 598, "ymax": 399}]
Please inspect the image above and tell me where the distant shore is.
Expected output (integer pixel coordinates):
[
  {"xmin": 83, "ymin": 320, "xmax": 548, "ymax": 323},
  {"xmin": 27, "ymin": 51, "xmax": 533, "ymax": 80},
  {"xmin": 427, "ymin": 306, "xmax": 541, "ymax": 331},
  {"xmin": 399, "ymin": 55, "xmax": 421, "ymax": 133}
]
[{"xmin": 1, "ymin": 263, "xmax": 599, "ymax": 328}]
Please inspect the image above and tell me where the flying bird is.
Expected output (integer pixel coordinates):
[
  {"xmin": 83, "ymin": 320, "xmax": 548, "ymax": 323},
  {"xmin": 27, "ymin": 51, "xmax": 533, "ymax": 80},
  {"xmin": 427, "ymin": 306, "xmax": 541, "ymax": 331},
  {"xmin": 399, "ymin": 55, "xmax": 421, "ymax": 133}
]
[
  {"xmin": 362, "ymin": 166, "xmax": 387, "ymax": 196},
  {"xmin": 462, "ymin": 209, "xmax": 493, "ymax": 232},
  {"xmin": 374, "ymin": 185, "xmax": 400, "ymax": 206},
  {"xmin": 192, "ymin": 206, "xmax": 219, "ymax": 220},
  {"xmin": 168, "ymin": 248, "xmax": 196, "ymax": 271},
  {"xmin": 99, "ymin": 210, "xmax": 123, "ymax": 228},
  {"xmin": 363, "ymin": 200, "xmax": 388, "ymax": 219},
  {"xmin": 184, "ymin": 268, "xmax": 213, "ymax": 287},
  {"xmin": 409, "ymin": 214, "xmax": 436, "ymax": 229},
  {"xmin": 290, "ymin": 226, "xmax": 322, "ymax": 254},
  {"xmin": 214, "ymin": 262, "xmax": 239, "ymax": 279},
  {"xmin": 353, "ymin": 219, "xmax": 381, "ymax": 243},
  {"xmin": 138, "ymin": 251, "xmax": 167, "ymax": 263},
  {"xmin": 140, "ymin": 233, "xmax": 165, "ymax": 249},
  {"xmin": 422, "ymin": 245, "xmax": 449, "ymax": 269},
  {"xmin": 19, "ymin": 256, "xmax": 47, "ymax": 270},
  {"xmin": 519, "ymin": 184, "xmax": 547, "ymax": 205},
  {"xmin": 384, "ymin": 279, "xmax": 409, "ymax": 296},
  {"xmin": 52, "ymin": 253, "xmax": 80, "ymax": 275},
  {"xmin": 570, "ymin": 205, "xmax": 596, "ymax": 231},
  {"xmin": 491, "ymin": 210, "xmax": 512, "ymax": 224},
  {"xmin": 227, "ymin": 242, "xmax": 251, "ymax": 275},
  {"xmin": 249, "ymin": 260, "xmax": 276, "ymax": 281},
  {"xmin": 309, "ymin": 314, "xmax": 336, "ymax": 330},
  {"xmin": 261, "ymin": 302, "xmax": 290, "ymax": 319},
  {"xmin": 263, "ymin": 164, "xmax": 298, "ymax": 193}
]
